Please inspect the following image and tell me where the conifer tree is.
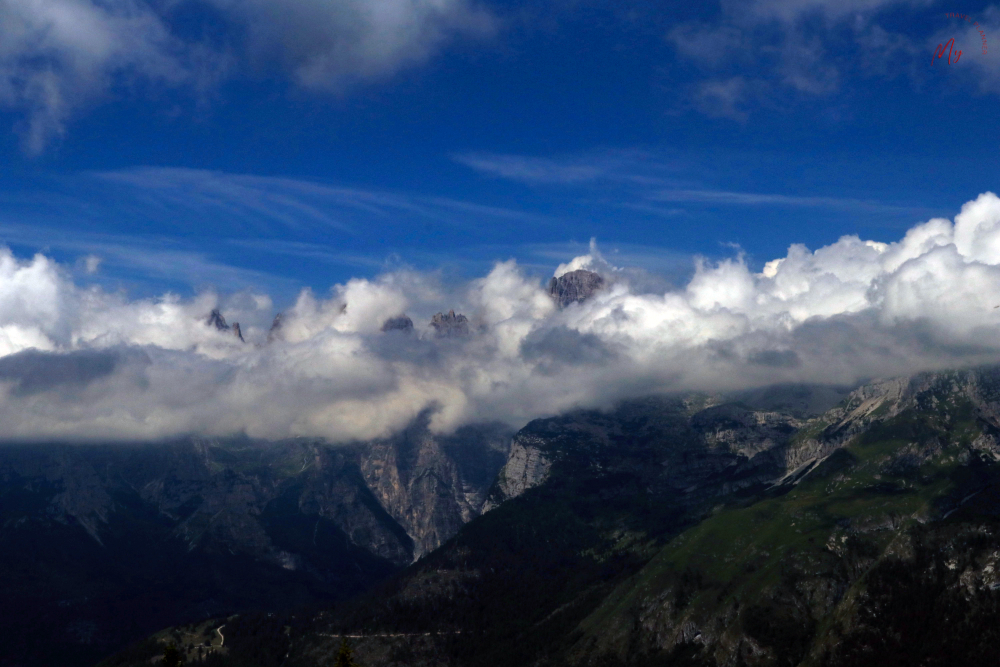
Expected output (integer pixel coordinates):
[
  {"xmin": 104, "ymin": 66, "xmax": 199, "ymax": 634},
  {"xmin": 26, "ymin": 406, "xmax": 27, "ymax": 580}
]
[{"xmin": 334, "ymin": 637, "xmax": 359, "ymax": 667}]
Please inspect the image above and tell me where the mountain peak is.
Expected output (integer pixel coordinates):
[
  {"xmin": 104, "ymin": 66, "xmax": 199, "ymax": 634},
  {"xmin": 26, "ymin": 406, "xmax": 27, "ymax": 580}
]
[
  {"xmin": 267, "ymin": 313, "xmax": 283, "ymax": 343},
  {"xmin": 207, "ymin": 309, "xmax": 245, "ymax": 342},
  {"xmin": 548, "ymin": 269, "xmax": 604, "ymax": 307},
  {"xmin": 207, "ymin": 308, "xmax": 228, "ymax": 331},
  {"xmin": 381, "ymin": 315, "xmax": 414, "ymax": 333},
  {"xmin": 430, "ymin": 310, "xmax": 470, "ymax": 337}
]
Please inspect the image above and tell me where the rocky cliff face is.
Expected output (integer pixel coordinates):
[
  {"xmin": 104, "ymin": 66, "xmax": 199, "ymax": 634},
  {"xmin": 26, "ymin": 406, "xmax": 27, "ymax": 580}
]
[
  {"xmin": 548, "ymin": 269, "xmax": 605, "ymax": 307},
  {"xmin": 481, "ymin": 435, "xmax": 552, "ymax": 512},
  {"xmin": 267, "ymin": 313, "xmax": 283, "ymax": 342},
  {"xmin": 359, "ymin": 416, "xmax": 512, "ymax": 558},
  {"xmin": 484, "ymin": 395, "xmax": 803, "ymax": 513}
]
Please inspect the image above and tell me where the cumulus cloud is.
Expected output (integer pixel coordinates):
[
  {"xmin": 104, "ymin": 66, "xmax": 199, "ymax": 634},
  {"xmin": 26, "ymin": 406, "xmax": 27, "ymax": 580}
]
[
  {"xmin": 553, "ymin": 238, "xmax": 619, "ymax": 278},
  {"xmin": 4, "ymin": 192, "xmax": 1000, "ymax": 442},
  {"xmin": 204, "ymin": 0, "xmax": 495, "ymax": 89},
  {"xmin": 0, "ymin": 0, "xmax": 495, "ymax": 152}
]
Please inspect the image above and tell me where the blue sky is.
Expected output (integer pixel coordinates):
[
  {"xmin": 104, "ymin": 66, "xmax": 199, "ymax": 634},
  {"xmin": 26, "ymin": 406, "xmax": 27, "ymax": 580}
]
[{"xmin": 1, "ymin": 0, "xmax": 998, "ymax": 307}]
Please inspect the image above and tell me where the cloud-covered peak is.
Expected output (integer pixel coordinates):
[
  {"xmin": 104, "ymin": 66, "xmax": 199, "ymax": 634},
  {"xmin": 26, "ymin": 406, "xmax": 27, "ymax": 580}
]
[{"xmin": 2, "ymin": 192, "xmax": 1000, "ymax": 442}]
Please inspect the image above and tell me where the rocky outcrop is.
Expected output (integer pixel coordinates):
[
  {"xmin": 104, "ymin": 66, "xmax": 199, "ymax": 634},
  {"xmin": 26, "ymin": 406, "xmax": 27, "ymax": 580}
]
[
  {"xmin": 482, "ymin": 436, "xmax": 552, "ymax": 512},
  {"xmin": 267, "ymin": 313, "xmax": 283, "ymax": 342},
  {"xmin": 207, "ymin": 309, "xmax": 228, "ymax": 331},
  {"xmin": 483, "ymin": 396, "xmax": 803, "ymax": 514},
  {"xmin": 381, "ymin": 315, "xmax": 414, "ymax": 333},
  {"xmin": 430, "ymin": 310, "xmax": 470, "ymax": 338},
  {"xmin": 359, "ymin": 416, "xmax": 512, "ymax": 558},
  {"xmin": 548, "ymin": 269, "xmax": 604, "ymax": 307},
  {"xmin": 206, "ymin": 309, "xmax": 244, "ymax": 342}
]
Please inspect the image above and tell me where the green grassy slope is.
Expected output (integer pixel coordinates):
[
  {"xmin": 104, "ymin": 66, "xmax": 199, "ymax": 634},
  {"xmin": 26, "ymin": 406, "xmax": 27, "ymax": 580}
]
[{"xmin": 573, "ymin": 374, "xmax": 1000, "ymax": 666}]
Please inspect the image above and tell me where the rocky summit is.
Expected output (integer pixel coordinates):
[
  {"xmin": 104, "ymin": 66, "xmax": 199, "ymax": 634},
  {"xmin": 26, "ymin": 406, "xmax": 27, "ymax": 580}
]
[
  {"xmin": 381, "ymin": 315, "xmax": 414, "ymax": 333},
  {"xmin": 206, "ymin": 309, "xmax": 244, "ymax": 342},
  {"xmin": 548, "ymin": 269, "xmax": 605, "ymax": 307},
  {"xmin": 430, "ymin": 310, "xmax": 470, "ymax": 337}
]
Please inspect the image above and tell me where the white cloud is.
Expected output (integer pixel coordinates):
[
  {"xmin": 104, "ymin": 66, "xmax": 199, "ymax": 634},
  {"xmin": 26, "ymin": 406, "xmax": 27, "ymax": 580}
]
[
  {"xmin": 669, "ymin": 0, "xmax": 995, "ymax": 119},
  {"xmin": 0, "ymin": 0, "xmax": 192, "ymax": 153},
  {"xmin": 82, "ymin": 255, "xmax": 102, "ymax": 274},
  {"xmin": 691, "ymin": 77, "xmax": 752, "ymax": 121},
  {"xmin": 204, "ymin": 0, "xmax": 495, "ymax": 89},
  {"xmin": 553, "ymin": 238, "xmax": 619, "ymax": 278},
  {"xmin": 3, "ymin": 192, "xmax": 1000, "ymax": 442},
  {"xmin": 0, "ymin": 0, "xmax": 496, "ymax": 152}
]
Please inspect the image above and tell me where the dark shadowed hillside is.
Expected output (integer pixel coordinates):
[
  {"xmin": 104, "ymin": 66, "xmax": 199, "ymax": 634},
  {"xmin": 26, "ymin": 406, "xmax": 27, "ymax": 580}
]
[{"xmin": 0, "ymin": 418, "xmax": 510, "ymax": 667}]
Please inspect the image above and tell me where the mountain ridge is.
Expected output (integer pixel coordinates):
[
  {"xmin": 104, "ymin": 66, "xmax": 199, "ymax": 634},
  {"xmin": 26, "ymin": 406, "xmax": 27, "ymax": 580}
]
[{"xmin": 234, "ymin": 365, "xmax": 1000, "ymax": 667}]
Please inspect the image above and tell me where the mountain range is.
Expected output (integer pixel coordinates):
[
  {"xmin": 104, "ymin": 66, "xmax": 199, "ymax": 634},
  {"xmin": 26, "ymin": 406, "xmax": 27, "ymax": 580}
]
[
  {"xmin": 94, "ymin": 365, "xmax": 1000, "ymax": 667},
  {"xmin": 11, "ymin": 352, "xmax": 1000, "ymax": 666}
]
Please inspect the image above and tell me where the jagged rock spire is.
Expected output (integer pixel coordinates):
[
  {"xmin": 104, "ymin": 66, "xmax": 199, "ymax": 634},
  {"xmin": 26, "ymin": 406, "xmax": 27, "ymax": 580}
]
[
  {"xmin": 207, "ymin": 309, "xmax": 229, "ymax": 331},
  {"xmin": 207, "ymin": 309, "xmax": 245, "ymax": 342},
  {"xmin": 267, "ymin": 313, "xmax": 283, "ymax": 343}
]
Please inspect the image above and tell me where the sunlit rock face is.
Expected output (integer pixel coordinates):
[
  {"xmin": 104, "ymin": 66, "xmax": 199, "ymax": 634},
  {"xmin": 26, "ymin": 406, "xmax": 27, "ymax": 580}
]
[
  {"xmin": 359, "ymin": 415, "xmax": 512, "ymax": 558},
  {"xmin": 548, "ymin": 269, "xmax": 604, "ymax": 307}
]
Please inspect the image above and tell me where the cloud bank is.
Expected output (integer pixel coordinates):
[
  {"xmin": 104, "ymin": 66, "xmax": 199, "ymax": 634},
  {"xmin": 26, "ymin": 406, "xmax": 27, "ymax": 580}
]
[{"xmin": 3, "ymin": 192, "xmax": 1000, "ymax": 442}]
